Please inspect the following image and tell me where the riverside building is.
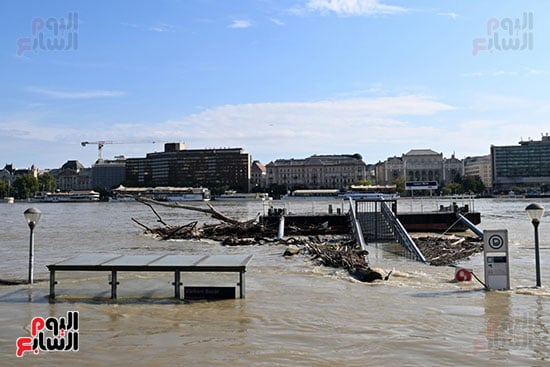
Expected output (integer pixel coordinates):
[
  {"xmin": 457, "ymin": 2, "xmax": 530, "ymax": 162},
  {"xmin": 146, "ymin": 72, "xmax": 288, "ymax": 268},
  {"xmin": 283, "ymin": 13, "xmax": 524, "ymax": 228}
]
[
  {"xmin": 53, "ymin": 160, "xmax": 92, "ymax": 191},
  {"xmin": 375, "ymin": 149, "xmax": 463, "ymax": 186},
  {"xmin": 463, "ymin": 155, "xmax": 492, "ymax": 192},
  {"xmin": 125, "ymin": 143, "xmax": 251, "ymax": 192},
  {"xmin": 265, "ymin": 154, "xmax": 367, "ymax": 190},
  {"xmin": 91, "ymin": 156, "xmax": 127, "ymax": 190},
  {"xmin": 491, "ymin": 135, "xmax": 550, "ymax": 193}
]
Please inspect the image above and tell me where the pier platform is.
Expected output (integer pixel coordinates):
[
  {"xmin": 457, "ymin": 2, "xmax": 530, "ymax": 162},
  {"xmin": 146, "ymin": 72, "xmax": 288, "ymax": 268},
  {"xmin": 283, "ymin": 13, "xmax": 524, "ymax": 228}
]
[{"xmin": 47, "ymin": 253, "xmax": 253, "ymax": 300}]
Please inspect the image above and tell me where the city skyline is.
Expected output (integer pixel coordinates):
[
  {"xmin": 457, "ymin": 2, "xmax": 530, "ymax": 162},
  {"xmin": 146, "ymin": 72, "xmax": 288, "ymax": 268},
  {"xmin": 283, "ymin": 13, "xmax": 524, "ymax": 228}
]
[
  {"xmin": 0, "ymin": 135, "xmax": 545, "ymax": 172},
  {"xmin": 2, "ymin": 1, "xmax": 549, "ymax": 168},
  {"xmin": 0, "ymin": 141, "xmax": 493, "ymax": 172}
]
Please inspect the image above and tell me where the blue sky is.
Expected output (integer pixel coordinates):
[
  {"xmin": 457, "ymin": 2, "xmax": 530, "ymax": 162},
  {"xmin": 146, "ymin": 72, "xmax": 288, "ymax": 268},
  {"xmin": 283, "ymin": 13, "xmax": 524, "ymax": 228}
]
[{"xmin": 2, "ymin": 0, "xmax": 549, "ymax": 169}]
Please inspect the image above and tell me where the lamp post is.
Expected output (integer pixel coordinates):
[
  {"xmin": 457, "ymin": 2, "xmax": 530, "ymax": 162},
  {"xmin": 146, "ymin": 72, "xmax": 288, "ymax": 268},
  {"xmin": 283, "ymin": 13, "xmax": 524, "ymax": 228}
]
[
  {"xmin": 525, "ymin": 203, "xmax": 544, "ymax": 287},
  {"xmin": 24, "ymin": 208, "xmax": 42, "ymax": 284}
]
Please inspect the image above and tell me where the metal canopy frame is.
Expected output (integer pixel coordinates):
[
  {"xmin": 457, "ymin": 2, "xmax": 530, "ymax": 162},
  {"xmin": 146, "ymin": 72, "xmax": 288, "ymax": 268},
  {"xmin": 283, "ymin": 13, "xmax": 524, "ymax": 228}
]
[{"xmin": 47, "ymin": 253, "xmax": 253, "ymax": 300}]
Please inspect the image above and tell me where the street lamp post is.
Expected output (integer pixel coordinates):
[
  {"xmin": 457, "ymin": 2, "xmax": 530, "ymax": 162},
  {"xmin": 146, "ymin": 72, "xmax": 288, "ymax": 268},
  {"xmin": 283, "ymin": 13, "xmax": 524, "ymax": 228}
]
[
  {"xmin": 24, "ymin": 208, "xmax": 42, "ymax": 284},
  {"xmin": 525, "ymin": 203, "xmax": 544, "ymax": 288}
]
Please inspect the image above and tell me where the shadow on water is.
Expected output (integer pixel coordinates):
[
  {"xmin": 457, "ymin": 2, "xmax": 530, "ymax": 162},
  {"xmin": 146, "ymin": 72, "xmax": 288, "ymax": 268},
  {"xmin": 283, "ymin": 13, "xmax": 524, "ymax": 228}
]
[
  {"xmin": 0, "ymin": 285, "xmax": 242, "ymax": 305},
  {"xmin": 410, "ymin": 288, "xmax": 487, "ymax": 298},
  {"xmin": 412, "ymin": 287, "xmax": 550, "ymax": 299},
  {"xmin": 0, "ymin": 278, "xmax": 48, "ymax": 285}
]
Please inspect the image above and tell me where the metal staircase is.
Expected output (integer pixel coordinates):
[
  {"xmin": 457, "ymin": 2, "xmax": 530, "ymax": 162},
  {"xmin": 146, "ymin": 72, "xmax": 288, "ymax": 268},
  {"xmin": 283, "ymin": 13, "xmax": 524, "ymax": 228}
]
[{"xmin": 348, "ymin": 198, "xmax": 426, "ymax": 263}]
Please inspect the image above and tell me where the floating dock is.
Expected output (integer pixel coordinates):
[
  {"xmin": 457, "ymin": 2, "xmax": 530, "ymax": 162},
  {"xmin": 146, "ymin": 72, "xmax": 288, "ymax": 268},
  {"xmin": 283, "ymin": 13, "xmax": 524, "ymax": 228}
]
[{"xmin": 397, "ymin": 211, "xmax": 481, "ymax": 232}]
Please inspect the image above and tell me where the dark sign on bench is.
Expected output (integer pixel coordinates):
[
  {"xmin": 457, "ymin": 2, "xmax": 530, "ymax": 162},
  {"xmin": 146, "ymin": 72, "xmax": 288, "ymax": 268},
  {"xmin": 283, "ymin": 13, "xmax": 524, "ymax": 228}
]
[{"xmin": 184, "ymin": 286, "xmax": 236, "ymax": 300}]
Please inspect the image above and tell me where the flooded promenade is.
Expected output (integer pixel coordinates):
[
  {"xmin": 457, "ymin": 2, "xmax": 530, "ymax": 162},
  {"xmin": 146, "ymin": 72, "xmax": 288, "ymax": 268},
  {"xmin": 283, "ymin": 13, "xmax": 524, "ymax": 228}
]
[{"xmin": 1, "ymin": 198, "xmax": 549, "ymax": 366}]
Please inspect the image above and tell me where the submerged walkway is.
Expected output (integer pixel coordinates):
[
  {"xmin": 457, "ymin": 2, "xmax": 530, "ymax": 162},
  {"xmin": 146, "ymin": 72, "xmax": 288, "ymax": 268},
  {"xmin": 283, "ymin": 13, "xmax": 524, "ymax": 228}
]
[
  {"xmin": 349, "ymin": 198, "xmax": 426, "ymax": 262},
  {"xmin": 47, "ymin": 253, "xmax": 253, "ymax": 300},
  {"xmin": 348, "ymin": 198, "xmax": 484, "ymax": 265}
]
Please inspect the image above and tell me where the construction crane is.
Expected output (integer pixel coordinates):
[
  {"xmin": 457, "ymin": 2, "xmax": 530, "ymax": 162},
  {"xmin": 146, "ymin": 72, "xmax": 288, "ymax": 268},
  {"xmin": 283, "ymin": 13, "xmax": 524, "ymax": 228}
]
[{"xmin": 81, "ymin": 141, "xmax": 157, "ymax": 160}]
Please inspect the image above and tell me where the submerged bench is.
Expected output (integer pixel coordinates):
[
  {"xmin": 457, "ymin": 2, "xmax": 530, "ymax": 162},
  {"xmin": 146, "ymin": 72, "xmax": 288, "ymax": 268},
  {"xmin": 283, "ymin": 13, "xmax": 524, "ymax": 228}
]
[{"xmin": 47, "ymin": 253, "xmax": 253, "ymax": 300}]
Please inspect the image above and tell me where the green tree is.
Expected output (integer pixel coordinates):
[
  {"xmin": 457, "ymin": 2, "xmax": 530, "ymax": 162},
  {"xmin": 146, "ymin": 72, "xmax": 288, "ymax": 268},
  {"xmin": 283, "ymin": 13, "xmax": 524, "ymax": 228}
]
[
  {"xmin": 442, "ymin": 182, "xmax": 463, "ymax": 195},
  {"xmin": 38, "ymin": 172, "xmax": 56, "ymax": 192},
  {"xmin": 0, "ymin": 181, "xmax": 8, "ymax": 198},
  {"xmin": 461, "ymin": 175, "xmax": 485, "ymax": 194},
  {"xmin": 393, "ymin": 177, "xmax": 406, "ymax": 193},
  {"xmin": 268, "ymin": 183, "xmax": 288, "ymax": 199},
  {"xmin": 12, "ymin": 174, "xmax": 40, "ymax": 199}
]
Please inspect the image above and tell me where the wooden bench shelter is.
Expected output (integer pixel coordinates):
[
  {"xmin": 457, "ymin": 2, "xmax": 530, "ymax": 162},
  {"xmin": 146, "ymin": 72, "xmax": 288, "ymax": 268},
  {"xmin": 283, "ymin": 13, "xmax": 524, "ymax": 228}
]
[{"xmin": 47, "ymin": 253, "xmax": 253, "ymax": 300}]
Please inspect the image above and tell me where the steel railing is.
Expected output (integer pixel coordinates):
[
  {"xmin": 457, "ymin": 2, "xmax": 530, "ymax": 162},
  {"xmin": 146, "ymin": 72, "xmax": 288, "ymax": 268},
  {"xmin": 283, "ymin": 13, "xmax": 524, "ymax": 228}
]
[
  {"xmin": 379, "ymin": 201, "xmax": 426, "ymax": 263},
  {"xmin": 347, "ymin": 198, "xmax": 368, "ymax": 251}
]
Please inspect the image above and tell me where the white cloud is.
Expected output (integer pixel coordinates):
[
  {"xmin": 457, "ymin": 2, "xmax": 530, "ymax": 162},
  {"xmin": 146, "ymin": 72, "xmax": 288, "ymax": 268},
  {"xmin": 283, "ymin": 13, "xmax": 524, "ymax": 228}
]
[
  {"xmin": 493, "ymin": 70, "xmax": 519, "ymax": 77},
  {"xmin": 229, "ymin": 19, "xmax": 252, "ymax": 29},
  {"xmin": 145, "ymin": 95, "xmax": 454, "ymax": 160},
  {"xmin": 525, "ymin": 67, "xmax": 547, "ymax": 75},
  {"xmin": 25, "ymin": 87, "xmax": 125, "ymax": 99},
  {"xmin": 4, "ymin": 93, "xmax": 550, "ymax": 167},
  {"xmin": 270, "ymin": 18, "xmax": 285, "ymax": 26},
  {"xmin": 121, "ymin": 22, "xmax": 177, "ymax": 33},
  {"xmin": 437, "ymin": 12, "xmax": 458, "ymax": 20},
  {"xmin": 1, "ymin": 95, "xmax": 451, "ymax": 164},
  {"xmin": 148, "ymin": 23, "xmax": 177, "ymax": 33},
  {"xmin": 305, "ymin": 0, "xmax": 408, "ymax": 16},
  {"xmin": 461, "ymin": 72, "xmax": 484, "ymax": 78}
]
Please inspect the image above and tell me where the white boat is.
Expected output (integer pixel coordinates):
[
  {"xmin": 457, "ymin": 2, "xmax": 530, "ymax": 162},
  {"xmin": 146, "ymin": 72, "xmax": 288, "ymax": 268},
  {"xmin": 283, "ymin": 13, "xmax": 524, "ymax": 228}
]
[
  {"xmin": 340, "ymin": 192, "xmax": 400, "ymax": 200},
  {"xmin": 340, "ymin": 184, "xmax": 400, "ymax": 200},
  {"xmin": 283, "ymin": 189, "xmax": 342, "ymax": 200},
  {"xmin": 215, "ymin": 191, "xmax": 272, "ymax": 201},
  {"xmin": 30, "ymin": 190, "xmax": 101, "ymax": 202},
  {"xmin": 112, "ymin": 185, "xmax": 211, "ymax": 201},
  {"xmin": 4, "ymin": 197, "xmax": 14, "ymax": 204}
]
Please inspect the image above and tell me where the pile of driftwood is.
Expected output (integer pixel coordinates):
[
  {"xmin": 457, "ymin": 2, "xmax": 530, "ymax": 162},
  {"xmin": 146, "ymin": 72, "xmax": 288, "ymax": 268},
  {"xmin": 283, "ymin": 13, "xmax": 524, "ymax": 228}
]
[
  {"xmin": 131, "ymin": 198, "xmax": 389, "ymax": 282},
  {"xmin": 300, "ymin": 238, "xmax": 391, "ymax": 282},
  {"xmin": 303, "ymin": 238, "xmax": 366, "ymax": 269},
  {"xmin": 130, "ymin": 197, "xmax": 271, "ymax": 241},
  {"xmin": 413, "ymin": 235, "xmax": 483, "ymax": 266},
  {"xmin": 131, "ymin": 197, "xmax": 343, "ymax": 241}
]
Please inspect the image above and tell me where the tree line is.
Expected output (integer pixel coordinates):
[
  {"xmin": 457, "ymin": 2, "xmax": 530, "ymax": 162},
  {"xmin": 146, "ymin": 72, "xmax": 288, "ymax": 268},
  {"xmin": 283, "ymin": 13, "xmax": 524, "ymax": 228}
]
[
  {"xmin": 0, "ymin": 172, "xmax": 56, "ymax": 199},
  {"xmin": 1, "ymin": 172, "xmax": 488, "ymax": 200}
]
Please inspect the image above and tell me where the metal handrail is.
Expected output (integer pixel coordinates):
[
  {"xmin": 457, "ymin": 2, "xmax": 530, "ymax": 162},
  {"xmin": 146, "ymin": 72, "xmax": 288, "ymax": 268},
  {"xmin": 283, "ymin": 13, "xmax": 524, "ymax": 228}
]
[
  {"xmin": 455, "ymin": 212, "xmax": 483, "ymax": 239},
  {"xmin": 380, "ymin": 201, "xmax": 427, "ymax": 263},
  {"xmin": 347, "ymin": 198, "xmax": 368, "ymax": 251}
]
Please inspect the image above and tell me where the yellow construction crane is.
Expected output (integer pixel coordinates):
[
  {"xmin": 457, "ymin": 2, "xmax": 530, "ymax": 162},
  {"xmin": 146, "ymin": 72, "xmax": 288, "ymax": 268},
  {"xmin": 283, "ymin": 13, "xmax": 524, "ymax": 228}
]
[{"xmin": 81, "ymin": 141, "xmax": 157, "ymax": 160}]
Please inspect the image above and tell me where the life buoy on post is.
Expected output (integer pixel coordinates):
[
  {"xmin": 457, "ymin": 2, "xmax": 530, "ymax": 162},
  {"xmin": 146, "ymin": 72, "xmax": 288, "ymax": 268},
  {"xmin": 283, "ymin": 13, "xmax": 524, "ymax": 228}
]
[{"xmin": 455, "ymin": 268, "xmax": 472, "ymax": 282}]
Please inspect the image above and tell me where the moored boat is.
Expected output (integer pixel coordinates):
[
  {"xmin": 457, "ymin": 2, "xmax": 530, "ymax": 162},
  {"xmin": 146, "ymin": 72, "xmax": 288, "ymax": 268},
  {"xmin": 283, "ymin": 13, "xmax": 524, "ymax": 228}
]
[
  {"xmin": 214, "ymin": 191, "xmax": 272, "ymax": 201},
  {"xmin": 112, "ymin": 185, "xmax": 211, "ymax": 201},
  {"xmin": 283, "ymin": 189, "xmax": 342, "ymax": 200},
  {"xmin": 340, "ymin": 184, "xmax": 400, "ymax": 200},
  {"xmin": 30, "ymin": 190, "xmax": 101, "ymax": 202}
]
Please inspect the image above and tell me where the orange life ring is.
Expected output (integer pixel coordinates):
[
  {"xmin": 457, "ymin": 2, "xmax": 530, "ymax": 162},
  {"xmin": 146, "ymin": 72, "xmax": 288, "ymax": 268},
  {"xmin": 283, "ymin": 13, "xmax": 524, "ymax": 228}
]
[{"xmin": 455, "ymin": 268, "xmax": 472, "ymax": 282}]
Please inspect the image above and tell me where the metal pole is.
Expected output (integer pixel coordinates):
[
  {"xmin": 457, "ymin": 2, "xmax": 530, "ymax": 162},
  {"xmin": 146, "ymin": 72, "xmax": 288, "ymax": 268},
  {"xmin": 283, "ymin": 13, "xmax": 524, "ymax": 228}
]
[
  {"xmin": 277, "ymin": 215, "xmax": 285, "ymax": 239},
  {"xmin": 239, "ymin": 271, "xmax": 246, "ymax": 299},
  {"xmin": 174, "ymin": 271, "xmax": 181, "ymax": 299},
  {"xmin": 534, "ymin": 220, "xmax": 542, "ymax": 287},
  {"xmin": 49, "ymin": 269, "xmax": 56, "ymax": 299},
  {"xmin": 28, "ymin": 224, "xmax": 35, "ymax": 284}
]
